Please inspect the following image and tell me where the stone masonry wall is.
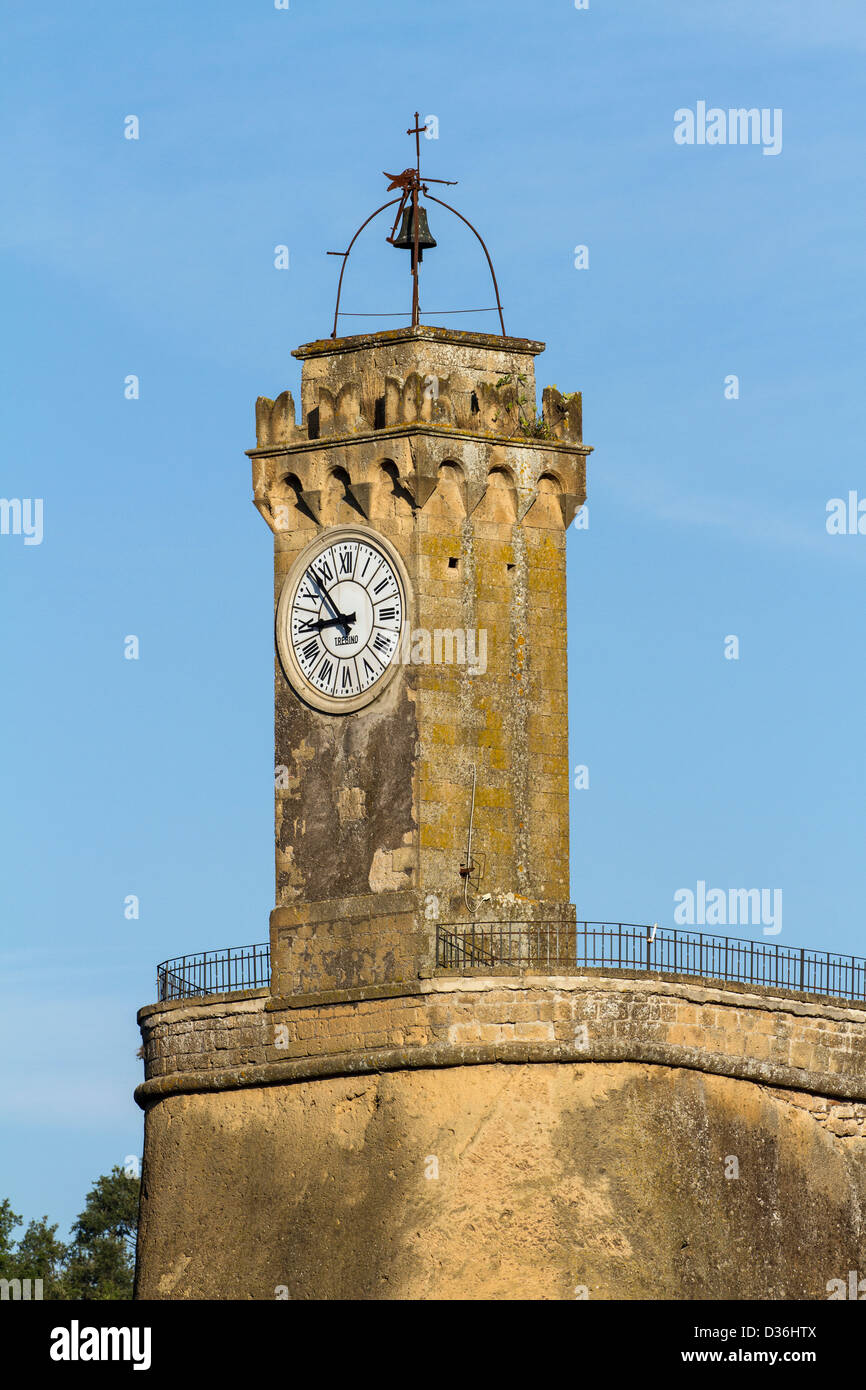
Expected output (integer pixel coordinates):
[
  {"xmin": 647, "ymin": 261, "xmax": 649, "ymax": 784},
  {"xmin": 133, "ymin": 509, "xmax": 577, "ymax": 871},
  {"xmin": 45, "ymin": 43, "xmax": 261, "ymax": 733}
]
[{"xmin": 137, "ymin": 973, "xmax": 866, "ymax": 1109}]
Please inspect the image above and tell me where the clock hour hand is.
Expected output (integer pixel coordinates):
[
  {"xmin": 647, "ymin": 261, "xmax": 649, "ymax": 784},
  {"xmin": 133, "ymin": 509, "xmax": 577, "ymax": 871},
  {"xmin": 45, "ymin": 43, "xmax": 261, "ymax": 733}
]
[{"xmin": 299, "ymin": 613, "xmax": 357, "ymax": 634}]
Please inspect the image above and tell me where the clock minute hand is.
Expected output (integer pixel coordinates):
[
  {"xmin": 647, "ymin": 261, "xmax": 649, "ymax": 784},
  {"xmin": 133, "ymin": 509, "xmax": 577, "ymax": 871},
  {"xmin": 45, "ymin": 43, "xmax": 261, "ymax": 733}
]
[{"xmin": 309, "ymin": 566, "xmax": 354, "ymax": 637}]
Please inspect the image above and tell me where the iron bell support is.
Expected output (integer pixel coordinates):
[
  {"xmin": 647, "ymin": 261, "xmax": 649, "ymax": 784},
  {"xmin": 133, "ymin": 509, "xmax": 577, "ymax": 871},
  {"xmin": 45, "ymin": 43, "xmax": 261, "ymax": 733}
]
[{"xmin": 328, "ymin": 111, "xmax": 506, "ymax": 337}]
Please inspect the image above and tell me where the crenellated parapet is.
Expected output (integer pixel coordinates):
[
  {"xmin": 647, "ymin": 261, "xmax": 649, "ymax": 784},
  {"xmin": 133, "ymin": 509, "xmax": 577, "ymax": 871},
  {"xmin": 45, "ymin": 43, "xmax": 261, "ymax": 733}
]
[
  {"xmin": 248, "ymin": 326, "xmax": 591, "ymax": 532},
  {"xmin": 254, "ymin": 377, "xmax": 584, "ymax": 446}
]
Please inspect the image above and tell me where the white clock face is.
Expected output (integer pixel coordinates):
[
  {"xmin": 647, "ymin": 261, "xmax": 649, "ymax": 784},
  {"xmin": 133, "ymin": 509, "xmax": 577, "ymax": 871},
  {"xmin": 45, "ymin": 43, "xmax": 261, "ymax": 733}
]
[{"xmin": 276, "ymin": 529, "xmax": 408, "ymax": 713}]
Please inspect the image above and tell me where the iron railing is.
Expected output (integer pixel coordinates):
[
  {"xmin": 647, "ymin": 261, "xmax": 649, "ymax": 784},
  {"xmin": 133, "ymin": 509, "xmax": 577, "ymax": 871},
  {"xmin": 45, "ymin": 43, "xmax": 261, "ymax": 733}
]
[
  {"xmin": 154, "ymin": 924, "xmax": 866, "ymax": 1006},
  {"xmin": 156, "ymin": 942, "xmax": 270, "ymax": 1002},
  {"xmin": 436, "ymin": 921, "xmax": 866, "ymax": 1003}
]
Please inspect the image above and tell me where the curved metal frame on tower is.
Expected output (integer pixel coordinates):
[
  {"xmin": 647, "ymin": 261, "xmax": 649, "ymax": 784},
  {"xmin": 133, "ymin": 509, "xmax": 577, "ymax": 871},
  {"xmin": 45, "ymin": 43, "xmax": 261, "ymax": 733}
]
[
  {"xmin": 329, "ymin": 197, "xmax": 507, "ymax": 340},
  {"xmin": 425, "ymin": 193, "xmax": 506, "ymax": 338}
]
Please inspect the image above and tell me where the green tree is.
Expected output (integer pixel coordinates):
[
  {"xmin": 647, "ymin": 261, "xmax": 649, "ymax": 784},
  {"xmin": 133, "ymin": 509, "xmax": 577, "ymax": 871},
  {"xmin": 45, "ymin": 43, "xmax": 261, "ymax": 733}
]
[
  {"xmin": 0, "ymin": 1198, "xmax": 23, "ymax": 1275},
  {"xmin": 0, "ymin": 1168, "xmax": 140, "ymax": 1300},
  {"xmin": 60, "ymin": 1167, "xmax": 140, "ymax": 1300},
  {"xmin": 9, "ymin": 1216, "xmax": 68, "ymax": 1298}
]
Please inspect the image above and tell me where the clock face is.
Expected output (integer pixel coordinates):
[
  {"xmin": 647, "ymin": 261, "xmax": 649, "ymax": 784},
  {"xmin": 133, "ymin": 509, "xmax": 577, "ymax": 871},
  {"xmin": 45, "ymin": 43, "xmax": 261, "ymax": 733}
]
[{"xmin": 276, "ymin": 528, "xmax": 408, "ymax": 713}]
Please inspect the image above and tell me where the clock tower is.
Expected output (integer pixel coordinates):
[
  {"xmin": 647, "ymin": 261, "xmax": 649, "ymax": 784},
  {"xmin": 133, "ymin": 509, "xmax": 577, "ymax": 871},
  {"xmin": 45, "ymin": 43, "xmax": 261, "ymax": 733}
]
[
  {"xmin": 134, "ymin": 127, "xmax": 599, "ymax": 1300},
  {"xmin": 250, "ymin": 324, "xmax": 588, "ymax": 999}
]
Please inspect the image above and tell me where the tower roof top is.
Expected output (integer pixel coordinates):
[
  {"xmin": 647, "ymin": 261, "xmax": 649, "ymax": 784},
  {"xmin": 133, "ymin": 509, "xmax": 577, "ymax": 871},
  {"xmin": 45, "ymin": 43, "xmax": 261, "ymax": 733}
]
[{"xmin": 293, "ymin": 325, "xmax": 545, "ymax": 361}]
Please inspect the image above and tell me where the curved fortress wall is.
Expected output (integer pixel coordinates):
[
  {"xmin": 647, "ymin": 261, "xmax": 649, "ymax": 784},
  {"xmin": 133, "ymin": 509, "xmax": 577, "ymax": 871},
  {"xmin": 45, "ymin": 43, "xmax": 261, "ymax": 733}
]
[{"xmin": 135, "ymin": 974, "xmax": 866, "ymax": 1300}]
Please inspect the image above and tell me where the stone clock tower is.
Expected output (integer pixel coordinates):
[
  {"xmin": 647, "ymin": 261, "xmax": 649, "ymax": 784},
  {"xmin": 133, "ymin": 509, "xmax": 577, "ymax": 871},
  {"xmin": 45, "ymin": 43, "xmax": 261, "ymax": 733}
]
[
  {"xmin": 252, "ymin": 325, "xmax": 588, "ymax": 1000},
  {"xmin": 134, "ymin": 319, "xmax": 595, "ymax": 1301}
]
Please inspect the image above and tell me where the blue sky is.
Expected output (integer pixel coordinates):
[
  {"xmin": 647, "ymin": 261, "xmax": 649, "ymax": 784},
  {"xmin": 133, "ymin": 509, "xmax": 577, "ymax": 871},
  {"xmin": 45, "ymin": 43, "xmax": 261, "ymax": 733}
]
[{"xmin": 2, "ymin": 0, "xmax": 865, "ymax": 1236}]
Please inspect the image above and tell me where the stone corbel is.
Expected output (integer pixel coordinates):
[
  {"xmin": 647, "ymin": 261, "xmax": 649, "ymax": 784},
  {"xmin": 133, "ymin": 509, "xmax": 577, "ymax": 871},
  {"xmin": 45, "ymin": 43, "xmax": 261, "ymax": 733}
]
[
  {"xmin": 403, "ymin": 450, "xmax": 440, "ymax": 508},
  {"xmin": 516, "ymin": 487, "xmax": 537, "ymax": 523},
  {"xmin": 299, "ymin": 488, "xmax": 322, "ymax": 523},
  {"xmin": 559, "ymin": 492, "xmax": 582, "ymax": 528},
  {"xmin": 465, "ymin": 476, "xmax": 489, "ymax": 515},
  {"xmin": 347, "ymin": 481, "xmax": 374, "ymax": 517}
]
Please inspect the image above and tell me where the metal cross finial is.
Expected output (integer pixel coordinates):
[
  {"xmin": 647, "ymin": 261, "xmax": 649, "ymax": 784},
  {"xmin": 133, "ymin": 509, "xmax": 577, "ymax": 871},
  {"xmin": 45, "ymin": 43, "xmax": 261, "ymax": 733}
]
[
  {"xmin": 382, "ymin": 113, "xmax": 458, "ymax": 326},
  {"xmin": 408, "ymin": 110, "xmax": 426, "ymax": 169}
]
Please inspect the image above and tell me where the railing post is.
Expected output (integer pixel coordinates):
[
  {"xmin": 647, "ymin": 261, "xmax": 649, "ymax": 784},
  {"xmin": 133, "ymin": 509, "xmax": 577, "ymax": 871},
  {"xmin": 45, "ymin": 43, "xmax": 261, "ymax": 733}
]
[{"xmin": 799, "ymin": 947, "xmax": 805, "ymax": 993}]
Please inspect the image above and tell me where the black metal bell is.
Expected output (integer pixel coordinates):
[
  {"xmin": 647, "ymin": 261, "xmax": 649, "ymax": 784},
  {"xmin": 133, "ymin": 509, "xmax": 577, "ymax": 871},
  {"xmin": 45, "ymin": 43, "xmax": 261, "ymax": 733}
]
[{"xmin": 391, "ymin": 205, "xmax": 437, "ymax": 260}]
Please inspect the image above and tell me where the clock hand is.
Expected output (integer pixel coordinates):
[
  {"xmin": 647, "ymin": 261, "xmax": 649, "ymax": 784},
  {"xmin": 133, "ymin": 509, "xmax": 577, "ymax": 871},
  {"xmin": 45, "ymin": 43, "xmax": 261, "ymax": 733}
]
[
  {"xmin": 308, "ymin": 566, "xmax": 354, "ymax": 637},
  {"xmin": 308, "ymin": 567, "xmax": 338, "ymax": 613},
  {"xmin": 299, "ymin": 613, "xmax": 357, "ymax": 634}
]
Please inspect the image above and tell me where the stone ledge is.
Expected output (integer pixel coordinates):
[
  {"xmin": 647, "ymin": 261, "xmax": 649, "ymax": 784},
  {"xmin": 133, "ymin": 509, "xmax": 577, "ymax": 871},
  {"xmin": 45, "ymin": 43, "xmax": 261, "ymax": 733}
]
[
  {"xmin": 429, "ymin": 970, "xmax": 866, "ymax": 1022},
  {"xmin": 134, "ymin": 1039, "xmax": 866, "ymax": 1108},
  {"xmin": 137, "ymin": 988, "xmax": 269, "ymax": 1026},
  {"xmin": 248, "ymin": 421, "xmax": 593, "ymax": 460},
  {"xmin": 136, "ymin": 973, "xmax": 866, "ymax": 1109},
  {"xmin": 291, "ymin": 326, "xmax": 546, "ymax": 359}
]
